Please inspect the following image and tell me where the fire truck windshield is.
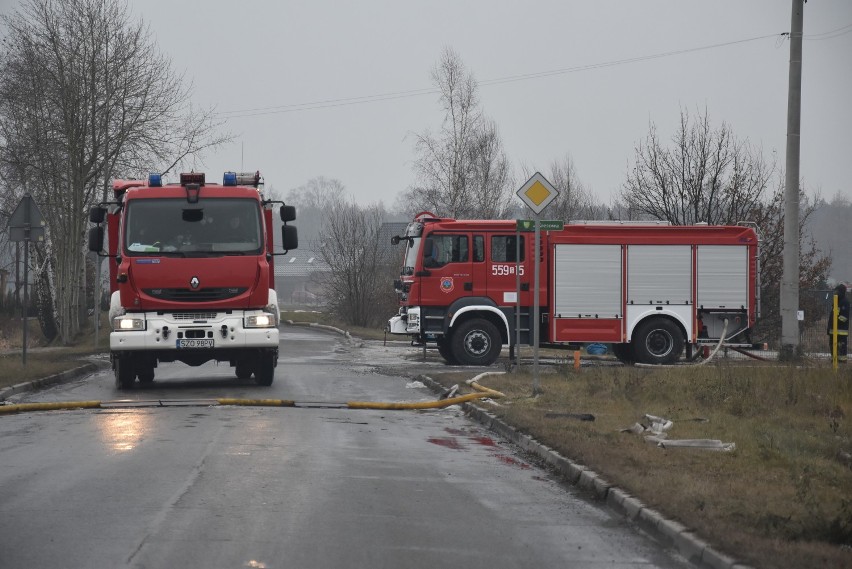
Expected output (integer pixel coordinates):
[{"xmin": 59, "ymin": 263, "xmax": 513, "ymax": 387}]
[
  {"xmin": 124, "ymin": 198, "xmax": 262, "ymax": 256},
  {"xmin": 401, "ymin": 237, "xmax": 421, "ymax": 276}
]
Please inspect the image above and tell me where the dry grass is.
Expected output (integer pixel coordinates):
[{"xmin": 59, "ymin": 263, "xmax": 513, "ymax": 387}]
[
  {"xmin": 0, "ymin": 315, "xmax": 105, "ymax": 390},
  {"xmin": 429, "ymin": 364, "xmax": 852, "ymax": 569}
]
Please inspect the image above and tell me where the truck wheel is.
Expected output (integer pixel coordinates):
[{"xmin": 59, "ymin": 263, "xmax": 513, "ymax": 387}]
[
  {"xmin": 451, "ymin": 319, "xmax": 502, "ymax": 366},
  {"xmin": 633, "ymin": 318, "xmax": 684, "ymax": 365},
  {"xmin": 137, "ymin": 367, "xmax": 155, "ymax": 384},
  {"xmin": 114, "ymin": 357, "xmax": 135, "ymax": 390},
  {"xmin": 612, "ymin": 343, "xmax": 635, "ymax": 365},
  {"xmin": 436, "ymin": 337, "xmax": 458, "ymax": 365},
  {"xmin": 235, "ymin": 362, "xmax": 252, "ymax": 380},
  {"xmin": 254, "ymin": 353, "xmax": 276, "ymax": 386}
]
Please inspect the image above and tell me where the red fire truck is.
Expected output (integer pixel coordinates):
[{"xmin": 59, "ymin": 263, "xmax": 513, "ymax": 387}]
[
  {"xmin": 88, "ymin": 171, "xmax": 297, "ymax": 389},
  {"xmin": 387, "ymin": 212, "xmax": 759, "ymax": 366}
]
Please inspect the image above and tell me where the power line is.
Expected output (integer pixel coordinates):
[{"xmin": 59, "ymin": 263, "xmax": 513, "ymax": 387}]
[
  {"xmin": 217, "ymin": 25, "xmax": 849, "ymax": 120},
  {"xmin": 803, "ymin": 22, "xmax": 852, "ymax": 40}
]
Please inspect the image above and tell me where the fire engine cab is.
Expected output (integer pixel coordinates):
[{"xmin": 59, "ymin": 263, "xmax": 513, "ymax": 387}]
[
  {"xmin": 89, "ymin": 171, "xmax": 297, "ymax": 389},
  {"xmin": 387, "ymin": 212, "xmax": 759, "ymax": 366}
]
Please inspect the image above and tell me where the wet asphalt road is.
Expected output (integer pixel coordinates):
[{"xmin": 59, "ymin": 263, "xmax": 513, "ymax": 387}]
[{"xmin": 0, "ymin": 326, "xmax": 690, "ymax": 569}]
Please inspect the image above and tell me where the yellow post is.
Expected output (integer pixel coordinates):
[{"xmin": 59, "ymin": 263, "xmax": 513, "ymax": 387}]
[{"xmin": 832, "ymin": 294, "xmax": 839, "ymax": 370}]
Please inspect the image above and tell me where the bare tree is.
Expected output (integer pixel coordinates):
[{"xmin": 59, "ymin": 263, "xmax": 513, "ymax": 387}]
[
  {"xmin": 808, "ymin": 191, "xmax": 852, "ymax": 282},
  {"xmin": 285, "ymin": 177, "xmax": 346, "ymax": 248},
  {"xmin": 399, "ymin": 48, "xmax": 513, "ymax": 219},
  {"xmin": 0, "ymin": 0, "xmax": 228, "ymax": 343},
  {"xmin": 750, "ymin": 181, "xmax": 831, "ymax": 345},
  {"xmin": 621, "ymin": 108, "xmax": 772, "ymax": 225},
  {"xmin": 315, "ymin": 196, "xmax": 396, "ymax": 328},
  {"xmin": 286, "ymin": 177, "xmax": 346, "ymax": 210},
  {"xmin": 620, "ymin": 109, "xmax": 830, "ymax": 346}
]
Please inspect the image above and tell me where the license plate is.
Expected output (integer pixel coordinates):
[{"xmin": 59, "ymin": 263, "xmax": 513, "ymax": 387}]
[{"xmin": 176, "ymin": 339, "xmax": 214, "ymax": 349}]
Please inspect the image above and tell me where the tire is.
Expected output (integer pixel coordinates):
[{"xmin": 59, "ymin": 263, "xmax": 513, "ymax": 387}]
[
  {"xmin": 632, "ymin": 318, "xmax": 684, "ymax": 365},
  {"xmin": 137, "ymin": 367, "xmax": 155, "ymax": 384},
  {"xmin": 450, "ymin": 318, "xmax": 502, "ymax": 366},
  {"xmin": 612, "ymin": 343, "xmax": 635, "ymax": 365},
  {"xmin": 254, "ymin": 352, "xmax": 276, "ymax": 386},
  {"xmin": 437, "ymin": 337, "xmax": 458, "ymax": 365},
  {"xmin": 114, "ymin": 356, "xmax": 135, "ymax": 390},
  {"xmin": 235, "ymin": 362, "xmax": 252, "ymax": 380}
]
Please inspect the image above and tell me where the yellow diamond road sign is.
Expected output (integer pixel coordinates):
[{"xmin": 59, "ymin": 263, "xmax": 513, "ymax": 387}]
[{"xmin": 517, "ymin": 172, "xmax": 558, "ymax": 214}]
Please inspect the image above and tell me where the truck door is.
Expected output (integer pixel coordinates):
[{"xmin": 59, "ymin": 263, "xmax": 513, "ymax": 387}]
[
  {"xmin": 486, "ymin": 233, "xmax": 531, "ymax": 310},
  {"xmin": 417, "ymin": 232, "xmax": 474, "ymax": 311}
]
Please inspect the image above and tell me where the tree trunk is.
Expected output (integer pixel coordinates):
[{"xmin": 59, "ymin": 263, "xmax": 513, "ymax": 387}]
[{"xmin": 32, "ymin": 247, "xmax": 59, "ymax": 343}]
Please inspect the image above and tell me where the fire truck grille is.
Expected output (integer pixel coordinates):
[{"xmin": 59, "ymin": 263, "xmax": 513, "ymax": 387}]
[
  {"xmin": 172, "ymin": 312, "xmax": 219, "ymax": 320},
  {"xmin": 143, "ymin": 288, "xmax": 248, "ymax": 302}
]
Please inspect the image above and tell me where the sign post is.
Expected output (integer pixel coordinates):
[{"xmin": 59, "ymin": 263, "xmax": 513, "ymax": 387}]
[
  {"xmin": 516, "ymin": 173, "xmax": 559, "ymax": 395},
  {"xmin": 8, "ymin": 194, "xmax": 46, "ymax": 366}
]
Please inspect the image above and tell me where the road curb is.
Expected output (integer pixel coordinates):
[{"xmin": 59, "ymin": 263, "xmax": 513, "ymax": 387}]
[
  {"xmin": 0, "ymin": 361, "xmax": 106, "ymax": 401},
  {"xmin": 417, "ymin": 374, "xmax": 755, "ymax": 569}
]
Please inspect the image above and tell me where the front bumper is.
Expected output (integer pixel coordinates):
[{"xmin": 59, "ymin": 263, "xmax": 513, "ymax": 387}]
[
  {"xmin": 386, "ymin": 306, "xmax": 421, "ymax": 335},
  {"xmin": 110, "ymin": 311, "xmax": 279, "ymax": 351}
]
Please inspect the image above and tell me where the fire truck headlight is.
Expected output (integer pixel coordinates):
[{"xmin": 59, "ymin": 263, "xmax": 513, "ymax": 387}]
[
  {"xmin": 245, "ymin": 313, "xmax": 277, "ymax": 328},
  {"xmin": 113, "ymin": 316, "xmax": 145, "ymax": 331}
]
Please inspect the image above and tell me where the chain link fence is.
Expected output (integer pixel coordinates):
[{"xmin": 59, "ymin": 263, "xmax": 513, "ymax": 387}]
[{"xmin": 716, "ymin": 288, "xmax": 839, "ymax": 362}]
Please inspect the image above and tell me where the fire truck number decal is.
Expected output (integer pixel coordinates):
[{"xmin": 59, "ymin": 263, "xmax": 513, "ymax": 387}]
[
  {"xmin": 492, "ymin": 264, "xmax": 524, "ymax": 276},
  {"xmin": 440, "ymin": 277, "xmax": 454, "ymax": 293}
]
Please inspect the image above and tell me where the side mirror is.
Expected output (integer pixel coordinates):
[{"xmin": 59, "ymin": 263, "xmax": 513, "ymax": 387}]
[
  {"xmin": 391, "ymin": 236, "xmax": 400, "ymax": 245},
  {"xmin": 282, "ymin": 225, "xmax": 298, "ymax": 250},
  {"xmin": 88, "ymin": 226, "xmax": 104, "ymax": 253},
  {"xmin": 89, "ymin": 206, "xmax": 106, "ymax": 224},
  {"xmin": 280, "ymin": 205, "xmax": 296, "ymax": 223}
]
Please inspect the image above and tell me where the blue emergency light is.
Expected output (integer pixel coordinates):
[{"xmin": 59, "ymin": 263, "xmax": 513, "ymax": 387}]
[
  {"xmin": 223, "ymin": 172, "xmax": 237, "ymax": 186},
  {"xmin": 148, "ymin": 173, "xmax": 162, "ymax": 187}
]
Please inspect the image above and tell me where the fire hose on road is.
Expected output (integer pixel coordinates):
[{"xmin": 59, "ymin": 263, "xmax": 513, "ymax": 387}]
[{"xmin": 0, "ymin": 374, "xmax": 507, "ymax": 416}]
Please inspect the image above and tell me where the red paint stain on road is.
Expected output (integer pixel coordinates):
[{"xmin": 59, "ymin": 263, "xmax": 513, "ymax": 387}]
[
  {"xmin": 493, "ymin": 454, "xmax": 531, "ymax": 469},
  {"xmin": 428, "ymin": 437, "xmax": 465, "ymax": 450},
  {"xmin": 471, "ymin": 436, "xmax": 497, "ymax": 447}
]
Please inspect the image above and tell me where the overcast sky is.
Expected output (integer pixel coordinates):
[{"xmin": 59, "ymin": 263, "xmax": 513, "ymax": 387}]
[{"xmin": 4, "ymin": 1, "xmax": 852, "ymax": 210}]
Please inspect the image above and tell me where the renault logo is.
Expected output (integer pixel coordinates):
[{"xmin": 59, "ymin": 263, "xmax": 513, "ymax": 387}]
[{"xmin": 190, "ymin": 276, "xmax": 200, "ymax": 289}]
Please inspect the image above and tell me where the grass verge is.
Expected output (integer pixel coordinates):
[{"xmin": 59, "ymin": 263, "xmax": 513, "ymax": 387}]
[{"xmin": 0, "ymin": 316, "xmax": 106, "ymax": 391}]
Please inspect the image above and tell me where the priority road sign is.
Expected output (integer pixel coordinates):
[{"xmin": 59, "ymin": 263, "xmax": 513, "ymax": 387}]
[
  {"xmin": 9, "ymin": 194, "xmax": 46, "ymax": 242},
  {"xmin": 516, "ymin": 172, "xmax": 559, "ymax": 215}
]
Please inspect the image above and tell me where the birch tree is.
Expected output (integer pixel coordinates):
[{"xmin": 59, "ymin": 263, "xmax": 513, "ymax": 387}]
[
  {"xmin": 0, "ymin": 0, "xmax": 228, "ymax": 343},
  {"xmin": 400, "ymin": 48, "xmax": 513, "ymax": 219}
]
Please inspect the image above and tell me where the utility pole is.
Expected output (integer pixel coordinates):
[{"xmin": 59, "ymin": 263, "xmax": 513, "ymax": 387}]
[{"xmin": 780, "ymin": 0, "xmax": 804, "ymax": 360}]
